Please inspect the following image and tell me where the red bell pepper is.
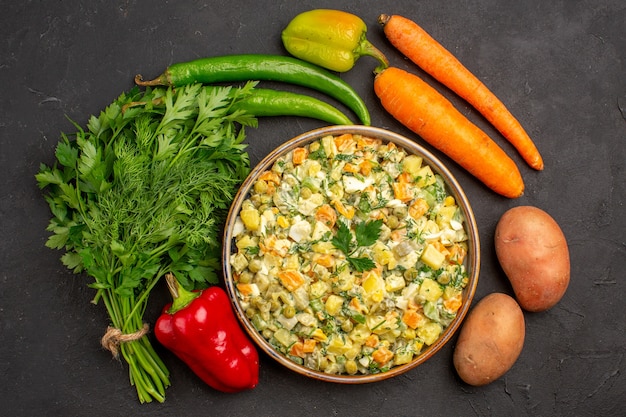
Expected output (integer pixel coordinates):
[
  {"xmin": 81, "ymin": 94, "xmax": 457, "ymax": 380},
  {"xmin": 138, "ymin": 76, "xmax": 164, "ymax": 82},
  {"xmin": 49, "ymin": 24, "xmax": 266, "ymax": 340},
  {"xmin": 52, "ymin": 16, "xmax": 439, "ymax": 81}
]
[{"xmin": 155, "ymin": 274, "xmax": 259, "ymax": 393}]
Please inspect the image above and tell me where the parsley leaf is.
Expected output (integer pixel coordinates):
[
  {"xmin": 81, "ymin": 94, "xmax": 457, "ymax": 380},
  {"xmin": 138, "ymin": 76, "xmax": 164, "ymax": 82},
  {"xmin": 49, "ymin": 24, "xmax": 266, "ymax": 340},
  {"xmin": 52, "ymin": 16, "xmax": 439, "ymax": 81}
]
[
  {"xmin": 331, "ymin": 219, "xmax": 382, "ymax": 272},
  {"xmin": 347, "ymin": 256, "xmax": 376, "ymax": 272},
  {"xmin": 354, "ymin": 218, "xmax": 383, "ymax": 247},
  {"xmin": 331, "ymin": 221, "xmax": 353, "ymax": 254}
]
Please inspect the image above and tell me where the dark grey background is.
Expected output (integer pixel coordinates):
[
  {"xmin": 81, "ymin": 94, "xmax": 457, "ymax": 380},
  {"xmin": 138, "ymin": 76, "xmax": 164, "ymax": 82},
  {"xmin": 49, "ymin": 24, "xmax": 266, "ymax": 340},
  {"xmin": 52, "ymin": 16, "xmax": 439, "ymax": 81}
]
[{"xmin": 1, "ymin": 1, "xmax": 624, "ymax": 416}]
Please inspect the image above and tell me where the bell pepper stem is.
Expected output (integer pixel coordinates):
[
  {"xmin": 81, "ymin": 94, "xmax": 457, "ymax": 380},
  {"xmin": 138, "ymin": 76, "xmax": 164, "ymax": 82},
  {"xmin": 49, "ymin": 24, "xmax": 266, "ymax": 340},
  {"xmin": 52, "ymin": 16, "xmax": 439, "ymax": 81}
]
[
  {"xmin": 165, "ymin": 273, "xmax": 201, "ymax": 313},
  {"xmin": 357, "ymin": 35, "xmax": 389, "ymax": 73}
]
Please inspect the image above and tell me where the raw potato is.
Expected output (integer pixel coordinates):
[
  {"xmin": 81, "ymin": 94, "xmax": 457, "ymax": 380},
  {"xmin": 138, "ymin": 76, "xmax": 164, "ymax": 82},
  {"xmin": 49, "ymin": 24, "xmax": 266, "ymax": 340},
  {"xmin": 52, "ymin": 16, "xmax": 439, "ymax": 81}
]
[
  {"xmin": 495, "ymin": 206, "xmax": 570, "ymax": 312},
  {"xmin": 453, "ymin": 293, "xmax": 525, "ymax": 386}
]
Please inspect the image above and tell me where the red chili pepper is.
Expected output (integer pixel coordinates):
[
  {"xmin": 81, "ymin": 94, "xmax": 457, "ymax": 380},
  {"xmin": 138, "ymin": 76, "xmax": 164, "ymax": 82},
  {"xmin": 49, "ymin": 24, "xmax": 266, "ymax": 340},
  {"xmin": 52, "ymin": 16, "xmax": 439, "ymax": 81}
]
[{"xmin": 155, "ymin": 274, "xmax": 259, "ymax": 393}]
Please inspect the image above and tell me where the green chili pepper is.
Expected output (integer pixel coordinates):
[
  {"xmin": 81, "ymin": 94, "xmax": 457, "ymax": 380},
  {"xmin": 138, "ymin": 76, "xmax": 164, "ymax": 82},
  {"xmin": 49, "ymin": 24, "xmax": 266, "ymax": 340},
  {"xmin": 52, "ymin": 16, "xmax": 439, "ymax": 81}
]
[
  {"xmin": 281, "ymin": 9, "xmax": 389, "ymax": 73},
  {"xmin": 229, "ymin": 87, "xmax": 352, "ymax": 125},
  {"xmin": 135, "ymin": 54, "xmax": 370, "ymax": 125},
  {"xmin": 125, "ymin": 85, "xmax": 352, "ymax": 125}
]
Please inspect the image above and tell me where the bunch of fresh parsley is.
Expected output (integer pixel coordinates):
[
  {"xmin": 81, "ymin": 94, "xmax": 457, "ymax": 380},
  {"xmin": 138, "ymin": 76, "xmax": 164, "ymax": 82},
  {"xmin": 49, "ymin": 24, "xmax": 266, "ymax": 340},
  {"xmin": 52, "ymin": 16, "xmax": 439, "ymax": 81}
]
[{"xmin": 36, "ymin": 83, "xmax": 257, "ymax": 403}]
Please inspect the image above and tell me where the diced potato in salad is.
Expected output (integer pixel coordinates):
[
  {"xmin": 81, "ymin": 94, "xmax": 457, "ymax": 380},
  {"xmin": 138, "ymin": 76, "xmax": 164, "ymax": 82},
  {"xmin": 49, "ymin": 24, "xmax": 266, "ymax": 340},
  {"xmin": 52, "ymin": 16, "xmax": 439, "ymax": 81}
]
[{"xmin": 231, "ymin": 133, "xmax": 470, "ymax": 375}]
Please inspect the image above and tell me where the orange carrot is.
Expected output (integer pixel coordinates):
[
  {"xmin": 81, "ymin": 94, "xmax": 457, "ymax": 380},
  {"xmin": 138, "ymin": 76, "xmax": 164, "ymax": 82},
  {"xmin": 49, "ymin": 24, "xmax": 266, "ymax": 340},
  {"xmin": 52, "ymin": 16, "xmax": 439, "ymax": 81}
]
[
  {"xmin": 292, "ymin": 147, "xmax": 309, "ymax": 165},
  {"xmin": 302, "ymin": 338, "xmax": 316, "ymax": 353},
  {"xmin": 365, "ymin": 334, "xmax": 379, "ymax": 348},
  {"xmin": 258, "ymin": 170, "xmax": 281, "ymax": 184},
  {"xmin": 372, "ymin": 346, "xmax": 394, "ymax": 365},
  {"xmin": 312, "ymin": 253, "xmax": 335, "ymax": 268},
  {"xmin": 408, "ymin": 198, "xmax": 429, "ymax": 219},
  {"xmin": 332, "ymin": 199, "xmax": 355, "ymax": 219},
  {"xmin": 379, "ymin": 14, "xmax": 544, "ymax": 170},
  {"xmin": 402, "ymin": 309, "xmax": 422, "ymax": 329},
  {"xmin": 359, "ymin": 159, "xmax": 373, "ymax": 176},
  {"xmin": 392, "ymin": 180, "xmax": 414, "ymax": 202},
  {"xmin": 315, "ymin": 204, "xmax": 337, "ymax": 227},
  {"xmin": 278, "ymin": 270, "xmax": 306, "ymax": 292},
  {"xmin": 374, "ymin": 66, "xmax": 524, "ymax": 198},
  {"xmin": 289, "ymin": 341, "xmax": 305, "ymax": 357}
]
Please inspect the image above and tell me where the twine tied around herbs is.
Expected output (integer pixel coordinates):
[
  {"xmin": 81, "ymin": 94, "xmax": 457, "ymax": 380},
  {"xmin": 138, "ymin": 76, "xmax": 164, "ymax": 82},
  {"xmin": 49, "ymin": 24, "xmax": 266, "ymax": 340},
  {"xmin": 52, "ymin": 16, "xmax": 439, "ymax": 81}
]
[{"xmin": 101, "ymin": 323, "xmax": 150, "ymax": 358}]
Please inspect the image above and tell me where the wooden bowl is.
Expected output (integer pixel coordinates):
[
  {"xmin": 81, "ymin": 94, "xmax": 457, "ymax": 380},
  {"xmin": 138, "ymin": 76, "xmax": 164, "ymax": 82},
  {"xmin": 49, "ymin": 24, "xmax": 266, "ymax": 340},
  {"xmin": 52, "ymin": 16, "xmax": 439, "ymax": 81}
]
[{"xmin": 222, "ymin": 125, "xmax": 480, "ymax": 383}]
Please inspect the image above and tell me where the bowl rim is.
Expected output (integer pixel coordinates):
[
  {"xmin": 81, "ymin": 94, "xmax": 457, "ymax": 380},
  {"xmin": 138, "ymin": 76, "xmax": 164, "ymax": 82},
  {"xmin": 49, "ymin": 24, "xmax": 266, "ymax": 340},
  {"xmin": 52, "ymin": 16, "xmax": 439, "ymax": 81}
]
[{"xmin": 222, "ymin": 125, "xmax": 480, "ymax": 384}]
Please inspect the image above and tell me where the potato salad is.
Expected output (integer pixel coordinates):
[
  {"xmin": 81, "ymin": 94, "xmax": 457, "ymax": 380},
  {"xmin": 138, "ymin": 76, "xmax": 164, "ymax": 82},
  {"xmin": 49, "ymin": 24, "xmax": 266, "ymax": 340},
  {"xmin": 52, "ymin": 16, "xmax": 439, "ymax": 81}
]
[{"xmin": 230, "ymin": 133, "xmax": 470, "ymax": 375}]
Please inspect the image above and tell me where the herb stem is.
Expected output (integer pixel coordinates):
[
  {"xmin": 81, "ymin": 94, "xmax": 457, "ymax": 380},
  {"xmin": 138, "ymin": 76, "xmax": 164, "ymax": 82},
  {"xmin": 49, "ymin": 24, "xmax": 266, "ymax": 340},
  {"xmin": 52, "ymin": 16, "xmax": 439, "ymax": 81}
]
[
  {"xmin": 123, "ymin": 270, "xmax": 167, "ymax": 331},
  {"xmin": 139, "ymin": 337, "xmax": 170, "ymax": 383},
  {"xmin": 167, "ymin": 141, "xmax": 196, "ymax": 171}
]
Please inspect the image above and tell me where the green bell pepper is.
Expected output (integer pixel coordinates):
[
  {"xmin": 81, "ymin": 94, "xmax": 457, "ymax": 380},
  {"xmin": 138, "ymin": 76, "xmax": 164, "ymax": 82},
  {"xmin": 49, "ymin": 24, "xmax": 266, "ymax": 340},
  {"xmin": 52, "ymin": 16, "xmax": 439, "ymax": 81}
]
[{"xmin": 282, "ymin": 9, "xmax": 389, "ymax": 73}]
